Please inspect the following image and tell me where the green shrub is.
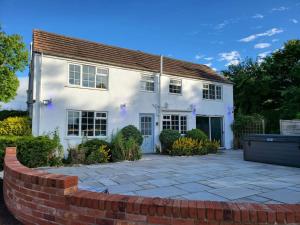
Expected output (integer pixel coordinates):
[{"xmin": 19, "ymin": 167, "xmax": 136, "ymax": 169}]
[
  {"xmin": 0, "ymin": 110, "xmax": 28, "ymax": 121},
  {"xmin": 171, "ymin": 137, "xmax": 207, "ymax": 156},
  {"xmin": 111, "ymin": 132, "xmax": 125, "ymax": 161},
  {"xmin": 0, "ymin": 133, "xmax": 63, "ymax": 169},
  {"xmin": 78, "ymin": 139, "xmax": 110, "ymax": 158},
  {"xmin": 159, "ymin": 129, "xmax": 181, "ymax": 153},
  {"xmin": 171, "ymin": 137, "xmax": 196, "ymax": 156},
  {"xmin": 0, "ymin": 116, "xmax": 31, "ymax": 136},
  {"xmin": 186, "ymin": 129, "xmax": 208, "ymax": 141},
  {"xmin": 85, "ymin": 145, "xmax": 110, "ymax": 164},
  {"xmin": 121, "ymin": 125, "xmax": 143, "ymax": 146},
  {"xmin": 66, "ymin": 147, "xmax": 86, "ymax": 164},
  {"xmin": 111, "ymin": 131, "xmax": 141, "ymax": 161},
  {"xmin": 205, "ymin": 140, "xmax": 220, "ymax": 154}
]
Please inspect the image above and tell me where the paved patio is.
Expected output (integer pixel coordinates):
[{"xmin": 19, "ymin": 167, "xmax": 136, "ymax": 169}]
[{"xmin": 45, "ymin": 150, "xmax": 300, "ymax": 204}]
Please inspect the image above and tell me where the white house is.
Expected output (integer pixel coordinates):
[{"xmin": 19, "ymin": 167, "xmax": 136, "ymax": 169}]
[{"xmin": 28, "ymin": 30, "xmax": 234, "ymax": 154}]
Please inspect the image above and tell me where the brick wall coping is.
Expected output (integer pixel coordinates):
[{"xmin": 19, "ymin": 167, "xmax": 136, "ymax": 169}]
[{"xmin": 3, "ymin": 147, "xmax": 300, "ymax": 225}]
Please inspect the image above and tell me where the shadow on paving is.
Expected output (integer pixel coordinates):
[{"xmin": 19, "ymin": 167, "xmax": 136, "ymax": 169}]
[{"xmin": 0, "ymin": 178, "xmax": 22, "ymax": 225}]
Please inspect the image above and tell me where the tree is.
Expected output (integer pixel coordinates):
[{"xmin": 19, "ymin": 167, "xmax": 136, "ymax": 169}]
[
  {"xmin": 222, "ymin": 40, "xmax": 300, "ymax": 133},
  {"xmin": 0, "ymin": 26, "xmax": 28, "ymax": 103}
]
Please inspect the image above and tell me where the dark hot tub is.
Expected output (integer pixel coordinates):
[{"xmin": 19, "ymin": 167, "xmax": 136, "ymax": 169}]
[{"xmin": 243, "ymin": 134, "xmax": 300, "ymax": 167}]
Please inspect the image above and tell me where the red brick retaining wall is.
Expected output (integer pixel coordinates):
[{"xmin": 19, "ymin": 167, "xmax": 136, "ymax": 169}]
[{"xmin": 3, "ymin": 147, "xmax": 300, "ymax": 225}]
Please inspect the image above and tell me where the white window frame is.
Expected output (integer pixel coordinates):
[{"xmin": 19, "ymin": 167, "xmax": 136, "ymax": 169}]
[
  {"xmin": 67, "ymin": 110, "xmax": 80, "ymax": 137},
  {"xmin": 203, "ymin": 83, "xmax": 222, "ymax": 100},
  {"xmin": 68, "ymin": 63, "xmax": 109, "ymax": 90},
  {"xmin": 68, "ymin": 64, "xmax": 81, "ymax": 86},
  {"xmin": 66, "ymin": 110, "xmax": 108, "ymax": 137},
  {"xmin": 140, "ymin": 74, "xmax": 155, "ymax": 92},
  {"xmin": 96, "ymin": 68, "xmax": 109, "ymax": 89},
  {"xmin": 169, "ymin": 79, "xmax": 182, "ymax": 95},
  {"xmin": 162, "ymin": 114, "xmax": 187, "ymax": 134}
]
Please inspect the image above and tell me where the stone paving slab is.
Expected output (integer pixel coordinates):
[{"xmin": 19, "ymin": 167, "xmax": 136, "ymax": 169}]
[
  {"xmin": 44, "ymin": 150, "xmax": 300, "ymax": 204},
  {"xmin": 259, "ymin": 189, "xmax": 300, "ymax": 204},
  {"xmin": 207, "ymin": 187, "xmax": 260, "ymax": 200}
]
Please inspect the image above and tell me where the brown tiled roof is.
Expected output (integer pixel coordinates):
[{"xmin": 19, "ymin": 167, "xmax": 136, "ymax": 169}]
[{"xmin": 33, "ymin": 30, "xmax": 231, "ymax": 84}]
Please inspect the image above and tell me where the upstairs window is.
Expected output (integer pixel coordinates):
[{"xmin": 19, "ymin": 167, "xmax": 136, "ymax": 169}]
[
  {"xmin": 82, "ymin": 65, "xmax": 96, "ymax": 88},
  {"xmin": 96, "ymin": 68, "xmax": 109, "ymax": 89},
  {"xmin": 162, "ymin": 115, "xmax": 187, "ymax": 134},
  {"xmin": 203, "ymin": 84, "xmax": 222, "ymax": 100},
  {"xmin": 169, "ymin": 79, "xmax": 182, "ymax": 94},
  {"xmin": 68, "ymin": 64, "xmax": 109, "ymax": 89},
  {"xmin": 69, "ymin": 64, "xmax": 81, "ymax": 85},
  {"xmin": 140, "ymin": 75, "xmax": 155, "ymax": 92}
]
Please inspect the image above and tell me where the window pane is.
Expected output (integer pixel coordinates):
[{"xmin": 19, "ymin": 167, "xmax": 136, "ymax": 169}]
[
  {"xmin": 209, "ymin": 84, "xmax": 215, "ymax": 99},
  {"xmin": 81, "ymin": 111, "xmax": 94, "ymax": 136},
  {"xmin": 169, "ymin": 79, "xmax": 182, "ymax": 94},
  {"xmin": 82, "ymin": 65, "xmax": 96, "ymax": 88},
  {"xmin": 180, "ymin": 116, "xmax": 187, "ymax": 134},
  {"xmin": 95, "ymin": 115, "xmax": 107, "ymax": 137},
  {"xmin": 67, "ymin": 111, "xmax": 79, "ymax": 136},
  {"xmin": 96, "ymin": 75, "xmax": 108, "ymax": 89},
  {"xmin": 69, "ymin": 64, "xmax": 80, "ymax": 85},
  {"xmin": 141, "ymin": 75, "xmax": 155, "ymax": 92},
  {"xmin": 203, "ymin": 84, "xmax": 209, "ymax": 99},
  {"xmin": 216, "ymin": 86, "xmax": 222, "ymax": 99}
]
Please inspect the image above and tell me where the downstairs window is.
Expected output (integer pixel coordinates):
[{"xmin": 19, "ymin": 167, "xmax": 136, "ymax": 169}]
[
  {"xmin": 162, "ymin": 115, "xmax": 187, "ymax": 134},
  {"xmin": 67, "ymin": 110, "xmax": 107, "ymax": 137}
]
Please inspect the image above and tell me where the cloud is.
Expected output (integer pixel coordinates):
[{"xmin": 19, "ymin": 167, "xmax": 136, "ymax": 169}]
[
  {"xmin": 271, "ymin": 6, "xmax": 288, "ymax": 11},
  {"xmin": 258, "ymin": 51, "xmax": 271, "ymax": 63},
  {"xmin": 254, "ymin": 43, "xmax": 271, "ymax": 49},
  {"xmin": 212, "ymin": 67, "xmax": 217, "ymax": 71},
  {"xmin": 214, "ymin": 18, "xmax": 240, "ymax": 30},
  {"xmin": 291, "ymin": 19, "xmax": 298, "ymax": 24},
  {"xmin": 204, "ymin": 57, "xmax": 214, "ymax": 61},
  {"xmin": 253, "ymin": 14, "xmax": 264, "ymax": 19},
  {"xmin": 219, "ymin": 51, "xmax": 241, "ymax": 66},
  {"xmin": 272, "ymin": 38, "xmax": 279, "ymax": 42},
  {"xmin": 1, "ymin": 76, "xmax": 28, "ymax": 110},
  {"xmin": 215, "ymin": 21, "xmax": 229, "ymax": 30},
  {"xmin": 258, "ymin": 51, "xmax": 271, "ymax": 58},
  {"xmin": 239, "ymin": 28, "xmax": 283, "ymax": 42},
  {"xmin": 204, "ymin": 63, "xmax": 212, "ymax": 67},
  {"xmin": 195, "ymin": 54, "xmax": 204, "ymax": 60}
]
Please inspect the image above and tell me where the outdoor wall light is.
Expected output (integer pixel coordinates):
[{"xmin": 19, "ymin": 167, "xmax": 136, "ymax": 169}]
[
  {"xmin": 190, "ymin": 104, "xmax": 196, "ymax": 116},
  {"xmin": 120, "ymin": 103, "xmax": 127, "ymax": 118},
  {"xmin": 120, "ymin": 104, "xmax": 126, "ymax": 110},
  {"xmin": 42, "ymin": 99, "xmax": 52, "ymax": 106}
]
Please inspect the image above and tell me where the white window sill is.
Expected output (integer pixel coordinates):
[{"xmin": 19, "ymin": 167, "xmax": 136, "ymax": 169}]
[
  {"xmin": 64, "ymin": 136, "xmax": 108, "ymax": 140},
  {"xmin": 65, "ymin": 85, "xmax": 108, "ymax": 91},
  {"xmin": 169, "ymin": 93, "xmax": 183, "ymax": 96},
  {"xmin": 140, "ymin": 90, "xmax": 156, "ymax": 93},
  {"xmin": 202, "ymin": 98, "xmax": 223, "ymax": 102}
]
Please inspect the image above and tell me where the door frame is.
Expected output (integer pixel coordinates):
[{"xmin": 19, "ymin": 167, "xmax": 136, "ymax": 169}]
[
  {"xmin": 196, "ymin": 114, "xmax": 224, "ymax": 147},
  {"xmin": 139, "ymin": 113, "xmax": 155, "ymax": 153}
]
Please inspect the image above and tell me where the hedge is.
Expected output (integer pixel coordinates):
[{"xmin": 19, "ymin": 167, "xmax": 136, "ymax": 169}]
[
  {"xmin": 0, "ymin": 135, "xmax": 63, "ymax": 170},
  {"xmin": 0, "ymin": 110, "xmax": 28, "ymax": 121}
]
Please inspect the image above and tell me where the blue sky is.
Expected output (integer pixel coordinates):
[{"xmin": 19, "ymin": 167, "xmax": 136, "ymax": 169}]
[{"xmin": 0, "ymin": 0, "xmax": 299, "ymax": 109}]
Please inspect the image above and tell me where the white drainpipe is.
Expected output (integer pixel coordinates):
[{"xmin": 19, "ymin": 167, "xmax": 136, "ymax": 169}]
[
  {"xmin": 158, "ymin": 55, "xmax": 163, "ymax": 150},
  {"xmin": 37, "ymin": 53, "xmax": 43, "ymax": 135}
]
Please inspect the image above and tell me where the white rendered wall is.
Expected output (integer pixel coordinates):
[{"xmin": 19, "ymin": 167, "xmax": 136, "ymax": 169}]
[{"xmin": 31, "ymin": 54, "xmax": 234, "ymax": 153}]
